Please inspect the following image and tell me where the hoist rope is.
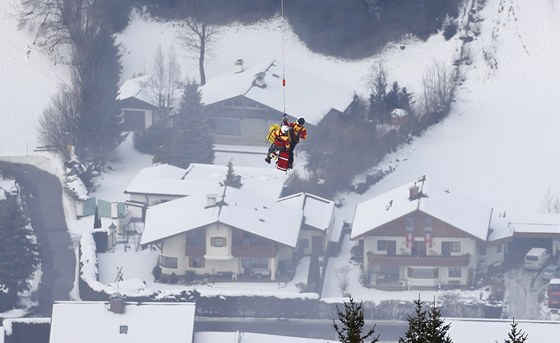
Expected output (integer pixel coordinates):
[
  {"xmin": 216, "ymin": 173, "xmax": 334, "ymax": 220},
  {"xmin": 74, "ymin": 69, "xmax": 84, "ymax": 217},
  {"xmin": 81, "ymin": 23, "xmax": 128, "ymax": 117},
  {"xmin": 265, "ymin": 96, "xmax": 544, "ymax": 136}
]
[{"xmin": 281, "ymin": 0, "xmax": 286, "ymax": 115}]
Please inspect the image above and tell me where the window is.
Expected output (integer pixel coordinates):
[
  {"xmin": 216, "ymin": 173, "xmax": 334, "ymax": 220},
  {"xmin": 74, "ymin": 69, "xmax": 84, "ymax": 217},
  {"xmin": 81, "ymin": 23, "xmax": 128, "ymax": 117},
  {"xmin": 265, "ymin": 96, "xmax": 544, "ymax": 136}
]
[
  {"xmin": 407, "ymin": 267, "xmax": 439, "ymax": 279},
  {"xmin": 406, "ymin": 217, "xmax": 414, "ymax": 229},
  {"xmin": 448, "ymin": 267, "xmax": 462, "ymax": 278},
  {"xmin": 211, "ymin": 237, "xmax": 227, "ymax": 247},
  {"xmin": 299, "ymin": 239, "xmax": 309, "ymax": 249},
  {"xmin": 243, "ymin": 233, "xmax": 258, "ymax": 247},
  {"xmin": 119, "ymin": 325, "xmax": 128, "ymax": 334},
  {"xmin": 210, "ymin": 118, "xmax": 241, "ymax": 135},
  {"xmin": 377, "ymin": 240, "xmax": 396, "ymax": 255},
  {"xmin": 442, "ymin": 241, "xmax": 461, "ymax": 255},
  {"xmin": 189, "ymin": 256, "xmax": 204, "ymax": 268},
  {"xmin": 159, "ymin": 255, "xmax": 178, "ymax": 269},
  {"xmin": 377, "ymin": 240, "xmax": 387, "ymax": 251},
  {"xmin": 478, "ymin": 246, "xmax": 486, "ymax": 255},
  {"xmin": 424, "ymin": 217, "xmax": 433, "ymax": 229},
  {"xmin": 497, "ymin": 244, "xmax": 502, "ymax": 253}
]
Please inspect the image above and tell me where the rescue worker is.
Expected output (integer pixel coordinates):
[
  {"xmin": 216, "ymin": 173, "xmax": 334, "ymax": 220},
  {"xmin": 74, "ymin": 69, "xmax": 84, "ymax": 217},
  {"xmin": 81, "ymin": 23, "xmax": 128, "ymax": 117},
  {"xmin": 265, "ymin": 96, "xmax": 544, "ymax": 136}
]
[
  {"xmin": 265, "ymin": 125, "xmax": 291, "ymax": 164},
  {"xmin": 286, "ymin": 117, "xmax": 307, "ymax": 168}
]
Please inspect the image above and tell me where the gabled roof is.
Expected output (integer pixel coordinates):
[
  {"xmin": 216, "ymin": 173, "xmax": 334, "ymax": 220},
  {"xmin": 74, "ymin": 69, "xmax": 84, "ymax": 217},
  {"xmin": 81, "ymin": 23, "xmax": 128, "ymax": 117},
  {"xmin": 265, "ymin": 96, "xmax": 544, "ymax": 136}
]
[
  {"xmin": 141, "ymin": 186, "xmax": 303, "ymax": 247},
  {"xmin": 351, "ymin": 176, "xmax": 493, "ymax": 241},
  {"xmin": 117, "ymin": 74, "xmax": 182, "ymax": 111},
  {"xmin": 199, "ymin": 60, "xmax": 355, "ymax": 126},
  {"xmin": 124, "ymin": 164, "xmax": 222, "ymax": 197},
  {"xmin": 49, "ymin": 301, "xmax": 195, "ymax": 343},
  {"xmin": 124, "ymin": 163, "xmax": 286, "ymax": 200},
  {"xmin": 117, "ymin": 74, "xmax": 157, "ymax": 107},
  {"xmin": 278, "ymin": 192, "xmax": 335, "ymax": 232}
]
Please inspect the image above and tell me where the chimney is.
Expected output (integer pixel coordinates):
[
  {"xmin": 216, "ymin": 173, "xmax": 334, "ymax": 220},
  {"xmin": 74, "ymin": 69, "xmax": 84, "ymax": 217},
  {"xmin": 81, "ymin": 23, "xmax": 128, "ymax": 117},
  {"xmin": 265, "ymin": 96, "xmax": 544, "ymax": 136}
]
[
  {"xmin": 109, "ymin": 293, "xmax": 125, "ymax": 314},
  {"xmin": 409, "ymin": 184, "xmax": 419, "ymax": 200},
  {"xmin": 207, "ymin": 194, "xmax": 217, "ymax": 207},
  {"xmin": 253, "ymin": 72, "xmax": 267, "ymax": 88},
  {"xmin": 234, "ymin": 59, "xmax": 245, "ymax": 73}
]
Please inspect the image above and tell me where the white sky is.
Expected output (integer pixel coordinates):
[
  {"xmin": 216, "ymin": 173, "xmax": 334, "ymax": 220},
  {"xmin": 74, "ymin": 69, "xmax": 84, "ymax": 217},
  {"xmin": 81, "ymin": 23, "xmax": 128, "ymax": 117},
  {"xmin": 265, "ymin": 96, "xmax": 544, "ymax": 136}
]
[{"xmin": 2, "ymin": 0, "xmax": 560, "ymax": 341}]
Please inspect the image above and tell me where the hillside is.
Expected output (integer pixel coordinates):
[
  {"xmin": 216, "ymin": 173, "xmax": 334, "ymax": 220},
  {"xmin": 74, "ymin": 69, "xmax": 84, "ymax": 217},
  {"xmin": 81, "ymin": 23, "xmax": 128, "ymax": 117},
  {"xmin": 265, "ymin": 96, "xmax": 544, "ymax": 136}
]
[{"xmin": 342, "ymin": 0, "xmax": 560, "ymax": 220}]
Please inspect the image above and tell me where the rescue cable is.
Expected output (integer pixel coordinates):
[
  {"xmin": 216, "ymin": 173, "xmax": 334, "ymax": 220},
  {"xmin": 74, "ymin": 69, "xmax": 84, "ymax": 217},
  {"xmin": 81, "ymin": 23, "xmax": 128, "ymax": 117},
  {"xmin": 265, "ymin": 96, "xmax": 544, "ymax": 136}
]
[{"xmin": 281, "ymin": 0, "xmax": 286, "ymax": 115}]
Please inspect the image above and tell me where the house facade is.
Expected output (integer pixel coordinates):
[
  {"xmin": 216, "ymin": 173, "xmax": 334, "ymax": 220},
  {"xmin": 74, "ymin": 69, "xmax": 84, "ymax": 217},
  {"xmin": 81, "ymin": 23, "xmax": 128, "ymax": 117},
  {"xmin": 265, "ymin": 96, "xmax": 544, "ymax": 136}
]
[
  {"xmin": 352, "ymin": 176, "xmax": 507, "ymax": 288},
  {"xmin": 278, "ymin": 192, "xmax": 336, "ymax": 256},
  {"xmin": 141, "ymin": 188, "xmax": 304, "ymax": 281},
  {"xmin": 199, "ymin": 59, "xmax": 355, "ymax": 145}
]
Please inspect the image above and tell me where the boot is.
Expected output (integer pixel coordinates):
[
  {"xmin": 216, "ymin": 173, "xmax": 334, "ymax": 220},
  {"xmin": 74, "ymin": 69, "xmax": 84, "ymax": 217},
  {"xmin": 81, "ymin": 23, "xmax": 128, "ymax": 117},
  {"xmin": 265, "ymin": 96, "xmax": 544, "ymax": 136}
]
[{"xmin": 265, "ymin": 156, "xmax": 271, "ymax": 164}]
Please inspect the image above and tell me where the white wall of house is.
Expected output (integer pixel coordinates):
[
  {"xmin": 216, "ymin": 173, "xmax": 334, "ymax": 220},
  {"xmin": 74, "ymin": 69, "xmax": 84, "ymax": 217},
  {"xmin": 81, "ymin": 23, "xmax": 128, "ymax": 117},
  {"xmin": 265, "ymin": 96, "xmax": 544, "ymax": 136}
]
[
  {"xmin": 205, "ymin": 223, "xmax": 233, "ymax": 260},
  {"xmin": 298, "ymin": 228, "xmax": 325, "ymax": 255},
  {"xmin": 160, "ymin": 234, "xmax": 188, "ymax": 275}
]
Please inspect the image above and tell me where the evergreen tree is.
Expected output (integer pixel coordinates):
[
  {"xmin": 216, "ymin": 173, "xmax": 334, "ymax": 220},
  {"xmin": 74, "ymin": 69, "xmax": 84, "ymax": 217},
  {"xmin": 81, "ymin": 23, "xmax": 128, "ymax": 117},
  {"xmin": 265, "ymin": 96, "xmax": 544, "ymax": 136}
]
[
  {"xmin": 501, "ymin": 319, "xmax": 528, "ymax": 343},
  {"xmin": 400, "ymin": 297, "xmax": 453, "ymax": 343},
  {"xmin": 333, "ymin": 297, "xmax": 380, "ymax": 343},
  {"xmin": 399, "ymin": 297, "xmax": 429, "ymax": 343},
  {"xmin": 0, "ymin": 197, "xmax": 40, "ymax": 308},
  {"xmin": 73, "ymin": 28, "xmax": 126, "ymax": 165},
  {"xmin": 224, "ymin": 160, "xmax": 242, "ymax": 188},
  {"xmin": 154, "ymin": 81, "xmax": 214, "ymax": 168},
  {"xmin": 425, "ymin": 301, "xmax": 452, "ymax": 343}
]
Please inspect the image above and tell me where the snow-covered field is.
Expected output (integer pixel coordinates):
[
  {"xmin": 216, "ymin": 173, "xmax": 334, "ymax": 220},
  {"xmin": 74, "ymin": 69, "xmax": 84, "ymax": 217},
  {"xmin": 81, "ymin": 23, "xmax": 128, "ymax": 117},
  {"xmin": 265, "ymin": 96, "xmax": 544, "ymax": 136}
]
[{"xmin": 1, "ymin": 0, "xmax": 560, "ymax": 330}]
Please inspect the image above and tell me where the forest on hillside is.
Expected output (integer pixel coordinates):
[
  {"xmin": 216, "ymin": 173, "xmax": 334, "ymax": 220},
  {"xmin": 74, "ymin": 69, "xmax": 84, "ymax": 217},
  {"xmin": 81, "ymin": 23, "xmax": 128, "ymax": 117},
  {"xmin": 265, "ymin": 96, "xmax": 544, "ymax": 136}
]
[{"xmin": 136, "ymin": 0, "xmax": 463, "ymax": 58}]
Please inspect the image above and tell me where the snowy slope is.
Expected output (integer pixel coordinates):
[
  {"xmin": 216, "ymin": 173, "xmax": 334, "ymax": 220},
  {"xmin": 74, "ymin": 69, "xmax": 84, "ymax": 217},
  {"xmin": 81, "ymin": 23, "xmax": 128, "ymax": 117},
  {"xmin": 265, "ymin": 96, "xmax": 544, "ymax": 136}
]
[
  {"xmin": 341, "ymin": 0, "xmax": 560, "ymax": 219},
  {"xmin": 0, "ymin": 0, "xmax": 69, "ymax": 156}
]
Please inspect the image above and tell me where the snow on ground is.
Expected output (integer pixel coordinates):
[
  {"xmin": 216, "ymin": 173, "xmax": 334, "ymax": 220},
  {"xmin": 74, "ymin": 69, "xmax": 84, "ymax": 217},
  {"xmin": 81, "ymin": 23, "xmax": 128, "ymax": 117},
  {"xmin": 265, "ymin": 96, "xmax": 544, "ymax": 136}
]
[{"xmin": 0, "ymin": 0, "xmax": 70, "ymax": 157}]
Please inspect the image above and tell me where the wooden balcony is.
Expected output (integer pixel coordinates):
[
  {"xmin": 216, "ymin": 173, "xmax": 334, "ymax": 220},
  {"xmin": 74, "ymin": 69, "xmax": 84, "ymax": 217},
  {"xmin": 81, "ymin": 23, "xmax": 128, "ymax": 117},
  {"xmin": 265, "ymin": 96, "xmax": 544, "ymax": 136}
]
[
  {"xmin": 368, "ymin": 253, "xmax": 470, "ymax": 267},
  {"xmin": 232, "ymin": 245, "xmax": 278, "ymax": 257},
  {"xmin": 185, "ymin": 245, "xmax": 206, "ymax": 256}
]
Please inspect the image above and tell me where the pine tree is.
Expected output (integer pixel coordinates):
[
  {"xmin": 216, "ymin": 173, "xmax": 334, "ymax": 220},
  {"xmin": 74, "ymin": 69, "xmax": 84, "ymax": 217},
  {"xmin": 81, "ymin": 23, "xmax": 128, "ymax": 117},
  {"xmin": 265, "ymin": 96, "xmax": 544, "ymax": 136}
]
[
  {"xmin": 425, "ymin": 301, "xmax": 452, "ymax": 343},
  {"xmin": 333, "ymin": 297, "xmax": 380, "ymax": 343},
  {"xmin": 400, "ymin": 297, "xmax": 453, "ymax": 343},
  {"xmin": 73, "ymin": 28, "xmax": 125, "ymax": 164},
  {"xmin": 399, "ymin": 297, "xmax": 429, "ymax": 343},
  {"xmin": 224, "ymin": 160, "xmax": 242, "ymax": 188},
  {"xmin": 154, "ymin": 81, "xmax": 214, "ymax": 168},
  {"xmin": 0, "ymin": 197, "xmax": 40, "ymax": 308},
  {"xmin": 501, "ymin": 319, "xmax": 528, "ymax": 343}
]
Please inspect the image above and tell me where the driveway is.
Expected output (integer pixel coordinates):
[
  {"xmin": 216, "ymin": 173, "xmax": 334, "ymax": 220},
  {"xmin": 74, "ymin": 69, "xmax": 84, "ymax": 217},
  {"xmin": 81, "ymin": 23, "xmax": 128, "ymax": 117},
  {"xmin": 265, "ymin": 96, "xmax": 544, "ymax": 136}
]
[
  {"xmin": 0, "ymin": 162, "xmax": 75, "ymax": 316},
  {"xmin": 503, "ymin": 265, "xmax": 548, "ymax": 319}
]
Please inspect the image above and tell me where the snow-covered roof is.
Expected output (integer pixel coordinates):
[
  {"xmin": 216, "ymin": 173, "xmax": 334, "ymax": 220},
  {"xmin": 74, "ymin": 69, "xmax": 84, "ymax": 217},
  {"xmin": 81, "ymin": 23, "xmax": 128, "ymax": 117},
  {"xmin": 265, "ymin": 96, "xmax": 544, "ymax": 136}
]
[
  {"xmin": 125, "ymin": 163, "xmax": 286, "ymax": 200},
  {"xmin": 117, "ymin": 74, "xmax": 183, "ymax": 110},
  {"xmin": 124, "ymin": 164, "xmax": 222, "ymax": 196},
  {"xmin": 278, "ymin": 192, "xmax": 335, "ymax": 232},
  {"xmin": 49, "ymin": 301, "xmax": 195, "ymax": 343},
  {"xmin": 351, "ymin": 176, "xmax": 493, "ymax": 241},
  {"xmin": 199, "ymin": 60, "xmax": 355, "ymax": 126},
  {"xmin": 141, "ymin": 186, "xmax": 303, "ymax": 247},
  {"xmin": 117, "ymin": 74, "xmax": 157, "ymax": 106},
  {"xmin": 488, "ymin": 212, "xmax": 560, "ymax": 241}
]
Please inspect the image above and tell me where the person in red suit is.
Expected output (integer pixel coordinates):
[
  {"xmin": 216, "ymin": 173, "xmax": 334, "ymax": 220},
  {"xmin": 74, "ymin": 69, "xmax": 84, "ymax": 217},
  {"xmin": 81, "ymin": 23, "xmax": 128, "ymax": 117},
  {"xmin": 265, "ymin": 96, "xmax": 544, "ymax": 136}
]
[
  {"xmin": 282, "ymin": 115, "xmax": 307, "ymax": 168},
  {"xmin": 265, "ymin": 125, "xmax": 291, "ymax": 164}
]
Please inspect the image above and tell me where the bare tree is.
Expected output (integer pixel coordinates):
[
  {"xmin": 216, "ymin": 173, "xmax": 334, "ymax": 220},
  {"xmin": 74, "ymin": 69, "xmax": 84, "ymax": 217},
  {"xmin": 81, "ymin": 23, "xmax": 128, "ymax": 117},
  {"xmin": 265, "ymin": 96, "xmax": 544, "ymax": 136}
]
[
  {"xmin": 542, "ymin": 187, "xmax": 560, "ymax": 214},
  {"xmin": 149, "ymin": 44, "xmax": 182, "ymax": 122},
  {"xmin": 420, "ymin": 61, "xmax": 457, "ymax": 123},
  {"xmin": 177, "ymin": 18, "xmax": 219, "ymax": 85},
  {"xmin": 38, "ymin": 85, "xmax": 79, "ymax": 153},
  {"xmin": 18, "ymin": 0, "xmax": 95, "ymax": 55}
]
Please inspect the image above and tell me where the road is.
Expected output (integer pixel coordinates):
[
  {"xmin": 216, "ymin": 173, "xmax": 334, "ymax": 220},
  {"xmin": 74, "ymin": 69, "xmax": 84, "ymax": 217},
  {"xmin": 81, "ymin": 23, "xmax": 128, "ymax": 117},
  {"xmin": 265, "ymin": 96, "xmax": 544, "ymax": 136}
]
[
  {"xmin": 194, "ymin": 317, "xmax": 407, "ymax": 342},
  {"xmin": 0, "ymin": 162, "xmax": 76, "ymax": 316}
]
